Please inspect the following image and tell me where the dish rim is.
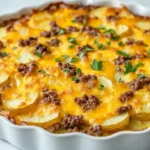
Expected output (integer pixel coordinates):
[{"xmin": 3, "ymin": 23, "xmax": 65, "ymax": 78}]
[
  {"xmin": 1, "ymin": 116, "xmax": 150, "ymax": 140},
  {"xmin": 0, "ymin": 0, "xmax": 150, "ymax": 140}
]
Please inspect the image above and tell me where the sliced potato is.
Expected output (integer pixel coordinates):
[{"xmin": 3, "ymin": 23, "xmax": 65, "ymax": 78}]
[
  {"xmin": 18, "ymin": 27, "xmax": 29, "ymax": 36},
  {"xmin": 136, "ymin": 21, "xmax": 150, "ymax": 30},
  {"xmin": 102, "ymin": 113, "xmax": 130, "ymax": 131},
  {"xmin": 116, "ymin": 25, "xmax": 132, "ymax": 36},
  {"xmin": 4, "ymin": 92, "xmax": 38, "ymax": 110},
  {"xmin": 115, "ymin": 72, "xmax": 135, "ymax": 83},
  {"xmin": 0, "ymin": 71, "xmax": 9, "ymax": 85},
  {"xmin": 0, "ymin": 28, "xmax": 7, "ymax": 38},
  {"xmin": 133, "ymin": 104, "xmax": 150, "ymax": 121},
  {"xmin": 28, "ymin": 11, "xmax": 52, "ymax": 30},
  {"xmin": 129, "ymin": 118, "xmax": 150, "ymax": 131},
  {"xmin": 89, "ymin": 7, "xmax": 108, "ymax": 19},
  {"xmin": 19, "ymin": 50, "xmax": 37, "ymax": 64},
  {"xmin": 119, "ymin": 10, "xmax": 134, "ymax": 19},
  {"xmin": 98, "ymin": 76, "xmax": 113, "ymax": 88},
  {"xmin": 20, "ymin": 112, "xmax": 59, "ymax": 124}
]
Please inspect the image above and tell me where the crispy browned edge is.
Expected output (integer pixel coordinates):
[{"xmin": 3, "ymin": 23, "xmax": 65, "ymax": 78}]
[{"xmin": 0, "ymin": 2, "xmax": 150, "ymax": 28}]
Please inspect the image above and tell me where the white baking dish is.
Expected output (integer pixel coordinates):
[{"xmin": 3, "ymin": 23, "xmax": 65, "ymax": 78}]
[{"xmin": 0, "ymin": 0, "xmax": 150, "ymax": 150}]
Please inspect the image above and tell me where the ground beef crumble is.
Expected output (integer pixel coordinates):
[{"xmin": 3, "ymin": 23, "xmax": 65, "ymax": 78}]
[
  {"xmin": 125, "ymin": 38, "xmax": 135, "ymax": 45},
  {"xmin": 106, "ymin": 15, "xmax": 120, "ymax": 22},
  {"xmin": 75, "ymin": 95, "xmax": 101, "ymax": 111},
  {"xmin": 66, "ymin": 26, "xmax": 80, "ymax": 33},
  {"xmin": 74, "ymin": 15, "xmax": 87, "ymax": 24},
  {"xmin": 125, "ymin": 38, "xmax": 146, "ymax": 46},
  {"xmin": 47, "ymin": 38, "xmax": 60, "ymax": 46},
  {"xmin": 84, "ymin": 125, "xmax": 103, "ymax": 136},
  {"xmin": 40, "ymin": 88, "xmax": 61, "ymax": 105},
  {"xmin": 120, "ymin": 91, "xmax": 134, "ymax": 103},
  {"xmin": 49, "ymin": 123, "xmax": 62, "ymax": 133},
  {"xmin": 19, "ymin": 37, "xmax": 37, "ymax": 47},
  {"xmin": 115, "ymin": 53, "xmax": 148, "ymax": 65},
  {"xmin": 20, "ymin": 121, "xmax": 27, "ymax": 126},
  {"xmin": 40, "ymin": 31, "xmax": 51, "ymax": 38},
  {"xmin": 82, "ymin": 26, "xmax": 100, "ymax": 36},
  {"xmin": 115, "ymin": 55, "xmax": 128, "ymax": 65},
  {"xmin": 79, "ymin": 75, "xmax": 97, "ymax": 88},
  {"xmin": 128, "ymin": 77, "xmax": 150, "ymax": 91},
  {"xmin": 0, "ymin": 41, "xmax": 5, "ymax": 49},
  {"xmin": 0, "ymin": 110, "xmax": 16, "ymax": 124},
  {"xmin": 58, "ymin": 62, "xmax": 77, "ymax": 76},
  {"xmin": 18, "ymin": 61, "xmax": 37, "ymax": 76},
  {"xmin": 77, "ymin": 44, "xmax": 94, "ymax": 57},
  {"xmin": 40, "ymin": 21, "xmax": 65, "ymax": 38},
  {"xmin": 6, "ymin": 24, "xmax": 14, "ymax": 32},
  {"xmin": 116, "ymin": 104, "xmax": 132, "ymax": 114},
  {"xmin": 62, "ymin": 114, "xmax": 84, "ymax": 130},
  {"xmin": 66, "ymin": 26, "xmax": 79, "ymax": 33},
  {"xmin": 8, "ymin": 116, "xmax": 16, "ymax": 124},
  {"xmin": 50, "ymin": 21, "xmax": 65, "ymax": 36},
  {"xmin": 35, "ymin": 44, "xmax": 50, "ymax": 56},
  {"xmin": 143, "ymin": 29, "xmax": 150, "ymax": 34},
  {"xmin": 130, "ymin": 53, "xmax": 147, "ymax": 59}
]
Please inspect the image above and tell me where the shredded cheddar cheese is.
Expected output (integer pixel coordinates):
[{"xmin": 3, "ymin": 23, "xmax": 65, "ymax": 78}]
[{"xmin": 0, "ymin": 3, "xmax": 150, "ymax": 136}]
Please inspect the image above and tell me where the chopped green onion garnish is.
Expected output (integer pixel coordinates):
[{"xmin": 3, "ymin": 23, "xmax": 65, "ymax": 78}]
[{"xmin": 91, "ymin": 59, "xmax": 103, "ymax": 71}]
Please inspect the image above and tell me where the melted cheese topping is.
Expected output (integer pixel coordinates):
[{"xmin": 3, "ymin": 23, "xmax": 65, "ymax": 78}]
[{"xmin": 0, "ymin": 3, "xmax": 150, "ymax": 136}]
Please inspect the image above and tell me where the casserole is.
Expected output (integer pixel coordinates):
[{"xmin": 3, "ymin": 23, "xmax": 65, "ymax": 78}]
[{"xmin": 0, "ymin": 0, "xmax": 150, "ymax": 150}]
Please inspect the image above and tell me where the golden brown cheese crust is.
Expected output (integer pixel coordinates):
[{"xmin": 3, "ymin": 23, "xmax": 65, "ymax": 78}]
[{"xmin": 0, "ymin": 2, "xmax": 150, "ymax": 136}]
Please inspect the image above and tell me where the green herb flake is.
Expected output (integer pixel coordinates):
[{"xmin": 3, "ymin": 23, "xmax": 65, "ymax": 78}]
[
  {"xmin": 12, "ymin": 46, "xmax": 18, "ymax": 50},
  {"xmin": 94, "ymin": 40, "xmax": 105, "ymax": 50},
  {"xmin": 55, "ymin": 55, "xmax": 69, "ymax": 62},
  {"xmin": 72, "ymin": 76, "xmax": 78, "ymax": 81},
  {"xmin": 116, "ymin": 50, "xmax": 130, "ymax": 58},
  {"xmin": 55, "ymin": 57, "xmax": 62, "ymax": 62},
  {"xmin": 106, "ymin": 41, "xmax": 111, "ymax": 46},
  {"xmin": 68, "ymin": 37, "xmax": 77, "ymax": 45},
  {"xmin": 70, "ymin": 57, "xmax": 79, "ymax": 63},
  {"xmin": 71, "ymin": 19, "xmax": 76, "ymax": 23},
  {"xmin": 36, "ymin": 51, "xmax": 42, "ymax": 58},
  {"xmin": 79, "ymin": 52, "xmax": 85, "ymax": 59},
  {"xmin": 137, "ymin": 73, "xmax": 147, "ymax": 78},
  {"xmin": 68, "ymin": 37, "xmax": 75, "ymax": 43},
  {"xmin": 63, "ymin": 68, "xmax": 70, "ymax": 74},
  {"xmin": 91, "ymin": 59, "xmax": 103, "ymax": 71},
  {"xmin": 148, "ymin": 49, "xmax": 150, "ymax": 55},
  {"xmin": 38, "ymin": 70, "xmax": 46, "ymax": 74},
  {"xmin": 105, "ymin": 29, "xmax": 120, "ymax": 40},
  {"xmin": 112, "ymin": 35, "xmax": 120, "ymax": 41},
  {"xmin": 124, "ymin": 62, "xmax": 144, "ymax": 74},
  {"xmin": 62, "ymin": 55, "xmax": 69, "ymax": 60},
  {"xmin": 76, "ymin": 68, "xmax": 81, "ymax": 74},
  {"xmin": 1, "ymin": 52, "xmax": 7, "ymax": 57},
  {"xmin": 118, "ymin": 78, "xmax": 124, "ymax": 83},
  {"xmin": 116, "ymin": 67, "xmax": 121, "ymax": 71},
  {"xmin": 69, "ymin": 44, "xmax": 75, "ymax": 49},
  {"xmin": 58, "ymin": 29, "xmax": 65, "ymax": 35},
  {"xmin": 105, "ymin": 29, "xmax": 116, "ymax": 35},
  {"xmin": 38, "ymin": 70, "xmax": 53, "ymax": 76},
  {"xmin": 144, "ymin": 44, "xmax": 148, "ymax": 47},
  {"xmin": 136, "ymin": 62, "xmax": 144, "ymax": 67},
  {"xmin": 98, "ymin": 25, "xmax": 106, "ymax": 30},
  {"xmin": 83, "ymin": 22, "xmax": 87, "ymax": 27},
  {"xmin": 99, "ymin": 84, "xmax": 104, "ymax": 90},
  {"xmin": 118, "ymin": 41, "xmax": 124, "ymax": 46},
  {"xmin": 85, "ymin": 46, "xmax": 94, "ymax": 51}
]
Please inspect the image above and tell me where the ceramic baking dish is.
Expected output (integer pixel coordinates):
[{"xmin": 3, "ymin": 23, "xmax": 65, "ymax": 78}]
[{"xmin": 0, "ymin": 0, "xmax": 150, "ymax": 150}]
